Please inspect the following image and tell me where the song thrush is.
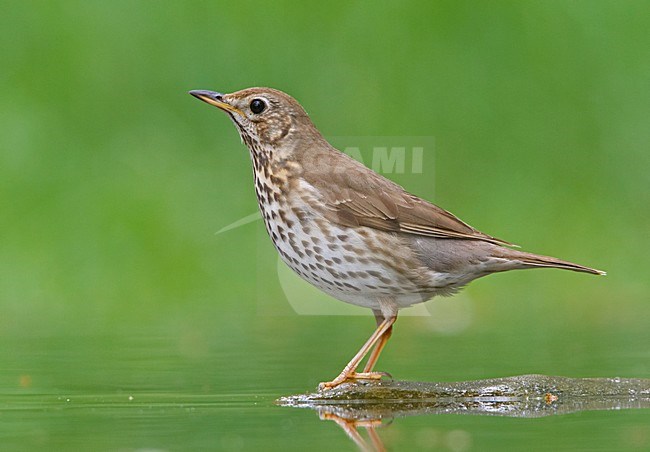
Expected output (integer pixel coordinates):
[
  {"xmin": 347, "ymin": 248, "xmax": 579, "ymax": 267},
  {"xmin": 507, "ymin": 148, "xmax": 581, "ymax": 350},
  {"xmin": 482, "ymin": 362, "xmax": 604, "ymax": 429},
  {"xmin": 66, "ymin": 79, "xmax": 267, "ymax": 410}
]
[{"xmin": 189, "ymin": 87, "xmax": 605, "ymax": 390}]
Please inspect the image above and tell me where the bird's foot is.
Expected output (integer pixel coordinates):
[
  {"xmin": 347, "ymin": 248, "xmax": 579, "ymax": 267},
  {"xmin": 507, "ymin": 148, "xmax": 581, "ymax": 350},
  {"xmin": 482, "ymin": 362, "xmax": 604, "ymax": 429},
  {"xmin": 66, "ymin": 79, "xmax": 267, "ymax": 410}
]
[{"xmin": 319, "ymin": 371, "xmax": 392, "ymax": 391}]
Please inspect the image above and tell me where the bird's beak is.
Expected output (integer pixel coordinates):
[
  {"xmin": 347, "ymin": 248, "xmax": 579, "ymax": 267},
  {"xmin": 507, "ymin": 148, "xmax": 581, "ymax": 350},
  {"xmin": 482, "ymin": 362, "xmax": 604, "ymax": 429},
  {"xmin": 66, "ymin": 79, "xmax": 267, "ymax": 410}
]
[{"xmin": 189, "ymin": 90, "xmax": 244, "ymax": 116}]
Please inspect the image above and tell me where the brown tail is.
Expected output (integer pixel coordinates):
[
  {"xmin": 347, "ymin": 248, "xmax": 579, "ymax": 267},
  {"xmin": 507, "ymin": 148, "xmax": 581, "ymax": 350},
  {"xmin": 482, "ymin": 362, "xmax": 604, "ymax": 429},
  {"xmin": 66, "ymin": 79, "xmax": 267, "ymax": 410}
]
[{"xmin": 494, "ymin": 248, "xmax": 606, "ymax": 276}]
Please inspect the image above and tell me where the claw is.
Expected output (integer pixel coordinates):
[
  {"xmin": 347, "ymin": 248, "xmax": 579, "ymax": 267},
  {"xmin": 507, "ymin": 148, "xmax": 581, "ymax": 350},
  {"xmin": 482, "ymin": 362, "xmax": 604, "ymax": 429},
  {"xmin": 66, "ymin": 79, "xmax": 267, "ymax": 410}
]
[{"xmin": 319, "ymin": 370, "xmax": 391, "ymax": 390}]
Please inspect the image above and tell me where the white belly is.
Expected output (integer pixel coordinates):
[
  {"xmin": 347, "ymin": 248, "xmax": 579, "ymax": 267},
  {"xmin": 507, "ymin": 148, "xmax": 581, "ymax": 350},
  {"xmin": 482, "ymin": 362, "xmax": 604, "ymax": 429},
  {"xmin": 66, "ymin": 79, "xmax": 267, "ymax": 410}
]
[{"xmin": 256, "ymin": 182, "xmax": 459, "ymax": 311}]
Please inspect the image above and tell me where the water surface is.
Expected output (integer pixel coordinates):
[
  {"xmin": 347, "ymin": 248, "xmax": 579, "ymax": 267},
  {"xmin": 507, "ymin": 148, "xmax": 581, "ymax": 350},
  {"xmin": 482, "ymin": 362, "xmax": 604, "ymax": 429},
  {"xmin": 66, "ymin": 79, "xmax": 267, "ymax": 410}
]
[{"xmin": 1, "ymin": 320, "xmax": 648, "ymax": 451}]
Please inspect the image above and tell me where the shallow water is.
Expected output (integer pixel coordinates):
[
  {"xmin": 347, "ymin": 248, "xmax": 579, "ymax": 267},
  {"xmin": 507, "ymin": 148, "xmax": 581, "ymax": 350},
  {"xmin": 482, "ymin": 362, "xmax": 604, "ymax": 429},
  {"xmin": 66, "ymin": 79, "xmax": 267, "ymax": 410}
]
[{"xmin": 1, "ymin": 320, "xmax": 649, "ymax": 451}]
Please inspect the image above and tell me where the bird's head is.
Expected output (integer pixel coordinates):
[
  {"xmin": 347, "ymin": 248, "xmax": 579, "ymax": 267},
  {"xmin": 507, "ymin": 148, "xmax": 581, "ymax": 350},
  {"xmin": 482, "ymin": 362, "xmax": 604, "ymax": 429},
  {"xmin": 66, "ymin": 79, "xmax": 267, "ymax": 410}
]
[{"xmin": 189, "ymin": 87, "xmax": 324, "ymax": 156}]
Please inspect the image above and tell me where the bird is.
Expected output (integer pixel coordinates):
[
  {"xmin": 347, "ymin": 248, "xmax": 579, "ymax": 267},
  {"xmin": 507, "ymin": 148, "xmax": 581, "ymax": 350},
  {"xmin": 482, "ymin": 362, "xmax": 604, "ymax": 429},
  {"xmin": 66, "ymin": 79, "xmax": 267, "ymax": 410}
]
[{"xmin": 189, "ymin": 87, "xmax": 605, "ymax": 390}]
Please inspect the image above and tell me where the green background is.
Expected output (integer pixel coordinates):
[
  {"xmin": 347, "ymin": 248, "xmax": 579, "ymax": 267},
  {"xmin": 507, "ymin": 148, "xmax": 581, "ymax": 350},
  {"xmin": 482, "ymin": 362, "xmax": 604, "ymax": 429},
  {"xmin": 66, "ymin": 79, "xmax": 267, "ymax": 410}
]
[{"xmin": 1, "ymin": 1, "xmax": 649, "ymax": 450}]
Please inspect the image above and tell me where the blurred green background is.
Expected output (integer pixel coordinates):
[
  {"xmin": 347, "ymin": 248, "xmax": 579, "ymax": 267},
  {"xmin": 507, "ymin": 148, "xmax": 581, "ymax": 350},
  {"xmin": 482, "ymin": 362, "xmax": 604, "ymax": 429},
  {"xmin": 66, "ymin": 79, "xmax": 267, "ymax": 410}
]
[{"xmin": 1, "ymin": 1, "xmax": 649, "ymax": 450}]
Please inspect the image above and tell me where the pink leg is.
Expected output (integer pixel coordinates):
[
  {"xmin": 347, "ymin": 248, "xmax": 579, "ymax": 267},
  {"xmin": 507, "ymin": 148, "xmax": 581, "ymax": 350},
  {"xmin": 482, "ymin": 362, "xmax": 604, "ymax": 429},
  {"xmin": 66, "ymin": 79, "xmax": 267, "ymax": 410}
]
[
  {"xmin": 319, "ymin": 315, "xmax": 397, "ymax": 390},
  {"xmin": 362, "ymin": 324, "xmax": 393, "ymax": 373}
]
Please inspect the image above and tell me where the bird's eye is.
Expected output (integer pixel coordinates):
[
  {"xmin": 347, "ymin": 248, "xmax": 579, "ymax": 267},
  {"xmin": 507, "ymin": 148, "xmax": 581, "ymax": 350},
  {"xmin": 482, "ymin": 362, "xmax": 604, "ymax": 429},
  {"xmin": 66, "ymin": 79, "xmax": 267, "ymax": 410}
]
[{"xmin": 250, "ymin": 98, "xmax": 266, "ymax": 114}]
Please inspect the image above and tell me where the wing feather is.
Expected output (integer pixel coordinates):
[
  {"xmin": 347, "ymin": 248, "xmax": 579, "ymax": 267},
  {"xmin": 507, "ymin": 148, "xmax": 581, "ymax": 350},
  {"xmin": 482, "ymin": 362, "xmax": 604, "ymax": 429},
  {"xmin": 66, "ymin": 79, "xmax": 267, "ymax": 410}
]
[{"xmin": 302, "ymin": 148, "xmax": 515, "ymax": 247}]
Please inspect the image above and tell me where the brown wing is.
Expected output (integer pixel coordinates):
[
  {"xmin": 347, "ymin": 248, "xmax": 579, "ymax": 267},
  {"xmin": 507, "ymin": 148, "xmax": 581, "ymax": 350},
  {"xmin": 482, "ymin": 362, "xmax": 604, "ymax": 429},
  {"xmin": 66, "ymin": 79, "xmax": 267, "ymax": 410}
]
[{"xmin": 302, "ymin": 150, "xmax": 515, "ymax": 247}]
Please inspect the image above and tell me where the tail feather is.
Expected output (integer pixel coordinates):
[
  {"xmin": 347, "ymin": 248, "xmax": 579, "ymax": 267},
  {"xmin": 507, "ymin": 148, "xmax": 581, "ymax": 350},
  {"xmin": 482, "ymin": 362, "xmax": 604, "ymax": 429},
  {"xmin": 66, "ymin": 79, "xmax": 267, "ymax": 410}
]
[{"xmin": 494, "ymin": 248, "xmax": 606, "ymax": 276}]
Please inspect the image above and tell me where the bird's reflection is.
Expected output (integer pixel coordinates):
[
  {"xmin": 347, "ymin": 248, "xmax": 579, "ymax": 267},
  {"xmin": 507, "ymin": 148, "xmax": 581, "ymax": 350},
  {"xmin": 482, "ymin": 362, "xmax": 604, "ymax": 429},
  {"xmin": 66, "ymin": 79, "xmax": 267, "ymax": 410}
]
[
  {"xmin": 319, "ymin": 412, "xmax": 387, "ymax": 452},
  {"xmin": 278, "ymin": 374, "xmax": 650, "ymax": 452}
]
